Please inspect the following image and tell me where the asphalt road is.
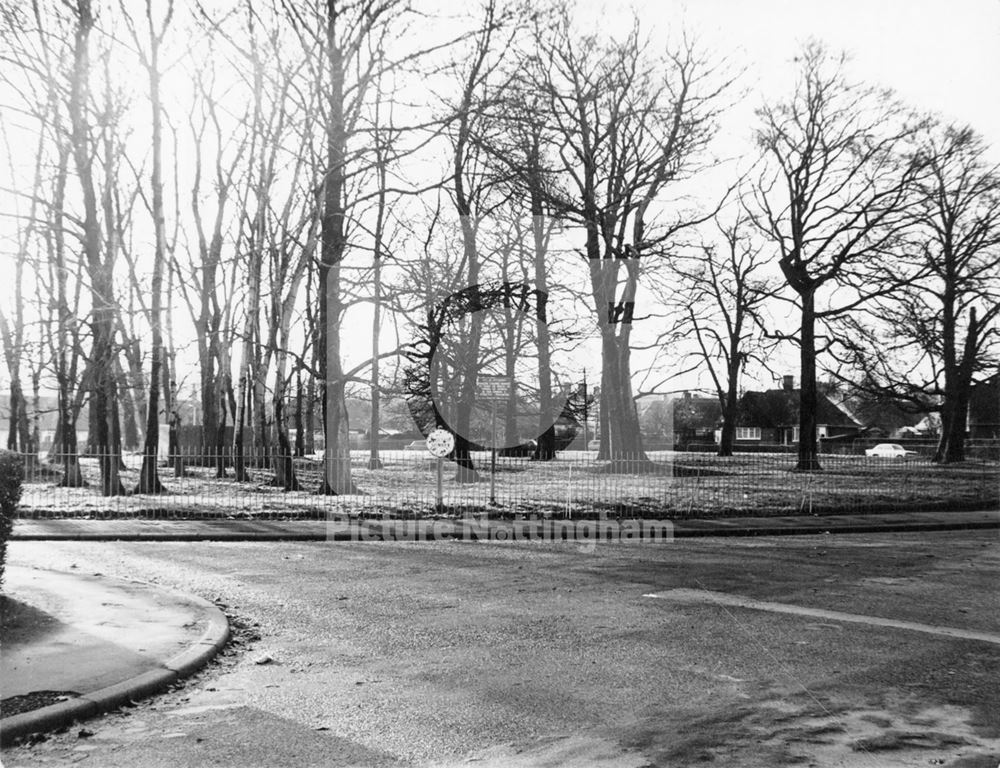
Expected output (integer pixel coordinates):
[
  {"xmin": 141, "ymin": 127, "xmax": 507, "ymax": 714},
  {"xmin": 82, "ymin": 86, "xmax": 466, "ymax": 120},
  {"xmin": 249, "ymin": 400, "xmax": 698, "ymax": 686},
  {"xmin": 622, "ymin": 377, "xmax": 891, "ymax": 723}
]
[{"xmin": 3, "ymin": 531, "xmax": 999, "ymax": 768}]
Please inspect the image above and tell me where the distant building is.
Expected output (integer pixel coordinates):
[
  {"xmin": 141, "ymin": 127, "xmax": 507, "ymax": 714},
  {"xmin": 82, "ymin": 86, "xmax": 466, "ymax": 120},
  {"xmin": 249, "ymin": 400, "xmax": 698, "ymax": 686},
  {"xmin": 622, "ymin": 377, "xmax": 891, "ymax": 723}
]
[
  {"xmin": 844, "ymin": 397, "xmax": 926, "ymax": 439},
  {"xmin": 670, "ymin": 392, "xmax": 723, "ymax": 448},
  {"xmin": 968, "ymin": 372, "xmax": 1000, "ymax": 440},
  {"xmin": 736, "ymin": 376, "xmax": 861, "ymax": 445}
]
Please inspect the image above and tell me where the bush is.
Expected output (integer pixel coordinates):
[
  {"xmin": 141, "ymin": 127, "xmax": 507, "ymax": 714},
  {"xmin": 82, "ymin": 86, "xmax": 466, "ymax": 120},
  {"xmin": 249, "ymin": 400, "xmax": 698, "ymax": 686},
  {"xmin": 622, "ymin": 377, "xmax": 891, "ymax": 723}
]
[{"xmin": 0, "ymin": 450, "xmax": 24, "ymax": 592}]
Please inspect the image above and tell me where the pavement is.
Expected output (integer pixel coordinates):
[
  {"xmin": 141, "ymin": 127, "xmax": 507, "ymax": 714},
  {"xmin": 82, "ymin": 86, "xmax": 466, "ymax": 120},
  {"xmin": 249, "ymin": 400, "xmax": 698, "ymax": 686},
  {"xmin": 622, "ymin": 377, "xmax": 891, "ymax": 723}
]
[
  {"xmin": 0, "ymin": 565, "xmax": 229, "ymax": 746},
  {"xmin": 10, "ymin": 506, "xmax": 1000, "ymax": 541}
]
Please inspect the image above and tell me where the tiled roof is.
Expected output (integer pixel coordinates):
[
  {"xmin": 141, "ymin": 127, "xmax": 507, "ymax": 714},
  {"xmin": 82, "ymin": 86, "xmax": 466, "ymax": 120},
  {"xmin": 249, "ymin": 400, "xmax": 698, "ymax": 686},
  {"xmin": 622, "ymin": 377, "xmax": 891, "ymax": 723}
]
[{"xmin": 738, "ymin": 389, "xmax": 860, "ymax": 428}]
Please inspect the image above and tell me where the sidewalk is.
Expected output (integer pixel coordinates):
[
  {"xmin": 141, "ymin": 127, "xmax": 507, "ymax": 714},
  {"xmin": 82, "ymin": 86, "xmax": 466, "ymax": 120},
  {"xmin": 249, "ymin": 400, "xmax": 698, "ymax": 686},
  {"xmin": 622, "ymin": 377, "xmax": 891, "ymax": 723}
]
[
  {"xmin": 10, "ymin": 508, "xmax": 999, "ymax": 541},
  {"xmin": 0, "ymin": 566, "xmax": 229, "ymax": 745}
]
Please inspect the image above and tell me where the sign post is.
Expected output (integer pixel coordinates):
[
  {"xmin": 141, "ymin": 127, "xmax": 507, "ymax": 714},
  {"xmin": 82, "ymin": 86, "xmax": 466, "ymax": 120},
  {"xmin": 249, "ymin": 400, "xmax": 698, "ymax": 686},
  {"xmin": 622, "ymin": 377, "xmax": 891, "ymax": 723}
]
[
  {"xmin": 426, "ymin": 428, "xmax": 455, "ymax": 511},
  {"xmin": 490, "ymin": 399, "xmax": 497, "ymax": 504},
  {"xmin": 476, "ymin": 376, "xmax": 512, "ymax": 507}
]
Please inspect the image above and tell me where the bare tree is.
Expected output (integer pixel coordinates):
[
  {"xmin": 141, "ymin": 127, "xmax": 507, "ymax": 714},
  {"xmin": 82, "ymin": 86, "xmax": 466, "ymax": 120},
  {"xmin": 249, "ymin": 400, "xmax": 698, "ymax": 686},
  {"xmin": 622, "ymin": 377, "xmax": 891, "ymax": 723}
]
[
  {"xmin": 127, "ymin": 0, "xmax": 174, "ymax": 493},
  {"xmin": 180, "ymin": 56, "xmax": 247, "ymax": 477},
  {"xmin": 525, "ymin": 13, "xmax": 729, "ymax": 468},
  {"xmin": 834, "ymin": 123, "xmax": 1000, "ymax": 462},
  {"xmin": 278, "ymin": 0, "xmax": 427, "ymax": 494},
  {"xmin": 671, "ymin": 213, "xmax": 775, "ymax": 456},
  {"xmin": 475, "ymin": 83, "xmax": 566, "ymax": 460},
  {"xmin": 436, "ymin": 0, "xmax": 520, "ymax": 481},
  {"xmin": 748, "ymin": 42, "xmax": 924, "ymax": 471},
  {"xmin": 0, "ymin": 113, "xmax": 44, "ymax": 461},
  {"xmin": 1, "ymin": 1, "xmax": 91, "ymax": 484},
  {"xmin": 67, "ymin": 0, "xmax": 126, "ymax": 495}
]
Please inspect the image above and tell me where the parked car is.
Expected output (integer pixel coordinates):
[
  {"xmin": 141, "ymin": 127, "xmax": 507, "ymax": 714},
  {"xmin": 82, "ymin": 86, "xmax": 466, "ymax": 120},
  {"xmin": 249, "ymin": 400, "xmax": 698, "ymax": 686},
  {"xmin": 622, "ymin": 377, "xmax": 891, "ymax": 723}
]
[
  {"xmin": 587, "ymin": 439, "xmax": 601, "ymax": 451},
  {"xmin": 865, "ymin": 443, "xmax": 918, "ymax": 458},
  {"xmin": 404, "ymin": 439, "xmax": 428, "ymax": 451}
]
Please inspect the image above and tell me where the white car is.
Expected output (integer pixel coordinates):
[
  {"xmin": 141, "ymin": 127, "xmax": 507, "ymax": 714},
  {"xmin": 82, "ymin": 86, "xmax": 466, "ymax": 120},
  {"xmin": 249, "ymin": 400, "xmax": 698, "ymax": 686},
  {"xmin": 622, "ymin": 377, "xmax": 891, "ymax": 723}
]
[{"xmin": 865, "ymin": 443, "xmax": 918, "ymax": 458}]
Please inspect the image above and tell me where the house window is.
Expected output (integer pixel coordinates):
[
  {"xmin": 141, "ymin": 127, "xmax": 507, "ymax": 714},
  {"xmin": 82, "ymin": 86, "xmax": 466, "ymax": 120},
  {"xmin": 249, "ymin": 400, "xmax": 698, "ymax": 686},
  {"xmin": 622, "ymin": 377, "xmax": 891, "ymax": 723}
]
[{"xmin": 736, "ymin": 427, "xmax": 761, "ymax": 440}]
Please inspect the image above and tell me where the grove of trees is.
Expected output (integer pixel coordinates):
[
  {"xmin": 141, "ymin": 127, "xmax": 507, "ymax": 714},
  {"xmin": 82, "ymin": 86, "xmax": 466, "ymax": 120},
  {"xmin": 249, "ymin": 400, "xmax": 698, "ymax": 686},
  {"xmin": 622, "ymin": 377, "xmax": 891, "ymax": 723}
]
[{"xmin": 0, "ymin": 0, "xmax": 996, "ymax": 497}]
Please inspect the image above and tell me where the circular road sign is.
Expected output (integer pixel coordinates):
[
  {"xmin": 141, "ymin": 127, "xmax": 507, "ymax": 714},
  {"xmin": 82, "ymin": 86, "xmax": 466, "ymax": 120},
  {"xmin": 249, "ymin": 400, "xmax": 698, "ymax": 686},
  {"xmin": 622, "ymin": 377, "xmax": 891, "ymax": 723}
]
[{"xmin": 426, "ymin": 428, "xmax": 455, "ymax": 458}]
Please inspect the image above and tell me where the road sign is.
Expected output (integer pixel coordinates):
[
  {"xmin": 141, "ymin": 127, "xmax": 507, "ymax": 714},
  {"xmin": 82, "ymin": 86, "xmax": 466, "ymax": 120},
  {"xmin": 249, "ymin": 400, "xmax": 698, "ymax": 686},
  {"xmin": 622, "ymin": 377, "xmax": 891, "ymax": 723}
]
[
  {"xmin": 477, "ymin": 376, "xmax": 512, "ymax": 401},
  {"xmin": 426, "ymin": 428, "xmax": 455, "ymax": 458}
]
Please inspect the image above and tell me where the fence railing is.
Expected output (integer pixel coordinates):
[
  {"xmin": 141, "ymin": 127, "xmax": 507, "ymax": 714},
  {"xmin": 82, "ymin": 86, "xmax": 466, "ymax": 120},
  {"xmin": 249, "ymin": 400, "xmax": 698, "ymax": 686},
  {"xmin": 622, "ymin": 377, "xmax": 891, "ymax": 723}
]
[{"xmin": 12, "ymin": 448, "xmax": 999, "ymax": 520}]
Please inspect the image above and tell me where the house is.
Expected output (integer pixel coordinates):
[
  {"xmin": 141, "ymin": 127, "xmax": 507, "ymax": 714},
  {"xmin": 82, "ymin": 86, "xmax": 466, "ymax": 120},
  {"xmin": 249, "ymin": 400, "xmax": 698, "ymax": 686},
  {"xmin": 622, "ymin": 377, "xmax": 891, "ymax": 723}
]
[
  {"xmin": 736, "ymin": 376, "xmax": 861, "ymax": 445},
  {"xmin": 843, "ymin": 396, "xmax": 926, "ymax": 439},
  {"xmin": 638, "ymin": 393, "xmax": 722, "ymax": 448},
  {"xmin": 670, "ymin": 393, "xmax": 723, "ymax": 448},
  {"xmin": 968, "ymin": 372, "xmax": 1000, "ymax": 440}
]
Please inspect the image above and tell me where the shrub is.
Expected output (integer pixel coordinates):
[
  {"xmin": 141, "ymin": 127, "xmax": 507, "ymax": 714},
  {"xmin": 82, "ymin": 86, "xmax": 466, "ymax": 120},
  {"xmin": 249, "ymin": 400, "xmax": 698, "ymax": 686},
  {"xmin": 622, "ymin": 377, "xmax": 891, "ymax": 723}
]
[{"xmin": 0, "ymin": 450, "xmax": 24, "ymax": 592}]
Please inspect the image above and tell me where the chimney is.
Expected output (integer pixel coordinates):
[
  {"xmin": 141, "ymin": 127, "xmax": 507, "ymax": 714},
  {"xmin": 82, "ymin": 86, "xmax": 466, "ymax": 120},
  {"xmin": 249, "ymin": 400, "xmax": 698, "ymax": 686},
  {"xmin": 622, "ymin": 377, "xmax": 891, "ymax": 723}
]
[{"xmin": 783, "ymin": 375, "xmax": 794, "ymax": 392}]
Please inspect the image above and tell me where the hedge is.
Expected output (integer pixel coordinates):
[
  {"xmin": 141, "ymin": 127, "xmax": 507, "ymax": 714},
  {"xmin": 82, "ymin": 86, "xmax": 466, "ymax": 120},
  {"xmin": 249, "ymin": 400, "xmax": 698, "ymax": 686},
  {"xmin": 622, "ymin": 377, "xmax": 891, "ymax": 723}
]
[{"xmin": 0, "ymin": 450, "xmax": 24, "ymax": 592}]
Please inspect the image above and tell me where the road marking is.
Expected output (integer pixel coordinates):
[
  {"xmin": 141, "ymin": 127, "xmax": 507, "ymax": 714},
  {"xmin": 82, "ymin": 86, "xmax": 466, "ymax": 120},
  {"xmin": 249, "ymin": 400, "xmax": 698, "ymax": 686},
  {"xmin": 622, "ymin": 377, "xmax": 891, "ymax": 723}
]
[{"xmin": 644, "ymin": 588, "xmax": 1000, "ymax": 646}]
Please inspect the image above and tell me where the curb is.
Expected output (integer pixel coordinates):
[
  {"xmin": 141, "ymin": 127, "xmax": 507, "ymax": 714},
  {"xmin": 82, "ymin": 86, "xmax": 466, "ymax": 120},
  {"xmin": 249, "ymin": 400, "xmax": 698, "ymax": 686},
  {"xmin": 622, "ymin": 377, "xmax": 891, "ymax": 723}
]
[
  {"xmin": 0, "ymin": 577, "xmax": 230, "ymax": 747},
  {"xmin": 667, "ymin": 519, "xmax": 1000, "ymax": 537},
  {"xmin": 8, "ymin": 515, "xmax": 1000, "ymax": 541}
]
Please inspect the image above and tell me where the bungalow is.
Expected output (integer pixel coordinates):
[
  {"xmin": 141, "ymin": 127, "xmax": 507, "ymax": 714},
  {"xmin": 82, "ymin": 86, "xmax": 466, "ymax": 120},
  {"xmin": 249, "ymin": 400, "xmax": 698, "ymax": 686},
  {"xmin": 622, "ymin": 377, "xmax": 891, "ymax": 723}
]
[{"xmin": 736, "ymin": 376, "xmax": 861, "ymax": 445}]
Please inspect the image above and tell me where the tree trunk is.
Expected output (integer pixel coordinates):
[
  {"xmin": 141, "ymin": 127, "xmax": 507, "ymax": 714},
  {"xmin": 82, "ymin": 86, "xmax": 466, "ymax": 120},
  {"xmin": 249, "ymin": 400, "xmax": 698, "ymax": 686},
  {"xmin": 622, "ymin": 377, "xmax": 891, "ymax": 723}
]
[
  {"xmin": 56, "ymin": 390, "xmax": 86, "ymax": 487},
  {"xmin": 271, "ymin": 386, "xmax": 299, "ymax": 491},
  {"xmin": 320, "ymin": 257, "xmax": 357, "ymax": 494},
  {"xmin": 116, "ymin": 358, "xmax": 140, "ymax": 450},
  {"xmin": 5, "ymin": 385, "xmax": 21, "ymax": 452},
  {"xmin": 270, "ymin": 275, "xmax": 303, "ymax": 490},
  {"xmin": 232, "ymin": 358, "xmax": 251, "ymax": 482},
  {"xmin": 305, "ymin": 377, "xmax": 316, "ymax": 455},
  {"xmin": 135, "ymin": 3, "xmax": 169, "ymax": 494},
  {"xmin": 252, "ymin": 366, "xmax": 269, "ymax": 468},
  {"xmin": 527, "ymin": 142, "xmax": 556, "ymax": 461},
  {"xmin": 69, "ymin": 0, "xmax": 124, "ymax": 496},
  {"xmin": 531, "ymin": 284, "xmax": 556, "ymax": 460},
  {"xmin": 294, "ymin": 367, "xmax": 305, "ymax": 458},
  {"xmin": 49, "ymin": 141, "xmax": 85, "ymax": 486},
  {"xmin": 318, "ymin": 1, "xmax": 358, "ymax": 495},
  {"xmin": 936, "ymin": 392, "xmax": 970, "ymax": 463},
  {"xmin": 796, "ymin": 288, "xmax": 822, "ymax": 471},
  {"xmin": 718, "ymin": 353, "xmax": 741, "ymax": 457},
  {"xmin": 935, "ymin": 307, "xmax": 977, "ymax": 463}
]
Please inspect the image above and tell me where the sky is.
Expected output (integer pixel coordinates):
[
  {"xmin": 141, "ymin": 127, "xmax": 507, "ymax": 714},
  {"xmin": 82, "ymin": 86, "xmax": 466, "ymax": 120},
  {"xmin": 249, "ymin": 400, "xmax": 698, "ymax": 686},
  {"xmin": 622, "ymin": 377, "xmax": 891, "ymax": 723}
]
[{"xmin": 618, "ymin": 0, "xmax": 999, "ymax": 144}]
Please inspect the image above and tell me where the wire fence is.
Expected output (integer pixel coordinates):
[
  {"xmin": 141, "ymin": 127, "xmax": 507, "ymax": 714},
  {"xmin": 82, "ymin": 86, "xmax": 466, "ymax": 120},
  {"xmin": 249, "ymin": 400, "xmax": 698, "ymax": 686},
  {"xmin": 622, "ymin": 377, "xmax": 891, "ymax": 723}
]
[{"xmin": 11, "ymin": 446, "xmax": 998, "ymax": 521}]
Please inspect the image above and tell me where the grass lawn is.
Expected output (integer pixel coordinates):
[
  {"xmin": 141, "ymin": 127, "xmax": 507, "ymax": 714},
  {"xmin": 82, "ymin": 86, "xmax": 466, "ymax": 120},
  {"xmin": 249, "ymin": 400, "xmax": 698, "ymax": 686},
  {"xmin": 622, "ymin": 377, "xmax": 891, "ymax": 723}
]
[{"xmin": 15, "ymin": 450, "xmax": 998, "ymax": 519}]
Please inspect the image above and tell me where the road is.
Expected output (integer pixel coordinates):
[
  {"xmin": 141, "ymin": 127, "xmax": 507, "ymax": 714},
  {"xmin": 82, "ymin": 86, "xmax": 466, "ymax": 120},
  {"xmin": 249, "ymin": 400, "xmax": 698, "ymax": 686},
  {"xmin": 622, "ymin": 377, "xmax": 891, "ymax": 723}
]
[{"xmin": 3, "ymin": 531, "xmax": 999, "ymax": 767}]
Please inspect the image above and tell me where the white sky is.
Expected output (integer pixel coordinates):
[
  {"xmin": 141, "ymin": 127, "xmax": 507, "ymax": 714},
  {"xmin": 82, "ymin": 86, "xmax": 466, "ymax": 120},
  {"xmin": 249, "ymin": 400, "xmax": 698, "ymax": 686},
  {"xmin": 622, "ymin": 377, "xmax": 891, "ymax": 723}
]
[{"xmin": 615, "ymin": 0, "xmax": 999, "ymax": 144}]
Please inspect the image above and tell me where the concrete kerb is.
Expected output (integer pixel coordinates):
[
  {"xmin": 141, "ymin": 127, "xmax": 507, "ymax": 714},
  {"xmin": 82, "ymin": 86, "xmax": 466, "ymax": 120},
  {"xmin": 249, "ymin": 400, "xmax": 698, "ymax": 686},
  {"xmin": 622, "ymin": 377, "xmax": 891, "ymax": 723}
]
[
  {"xmin": 0, "ymin": 576, "xmax": 230, "ymax": 747},
  {"xmin": 9, "ymin": 510, "xmax": 1000, "ymax": 542}
]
